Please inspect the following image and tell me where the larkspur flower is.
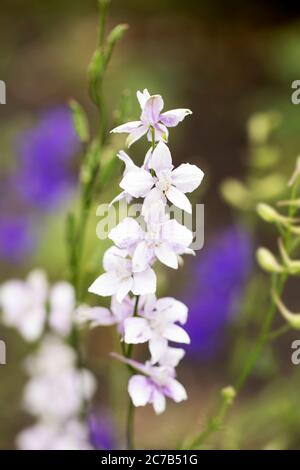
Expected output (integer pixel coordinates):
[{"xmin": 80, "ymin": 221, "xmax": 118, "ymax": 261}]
[
  {"xmin": 88, "ymin": 411, "xmax": 117, "ymax": 450},
  {"xmin": 184, "ymin": 226, "xmax": 252, "ymax": 359},
  {"xmin": 0, "ymin": 270, "xmax": 76, "ymax": 341},
  {"xmin": 15, "ymin": 106, "xmax": 80, "ymax": 211},
  {"xmin": 111, "ymin": 89, "xmax": 192, "ymax": 147},
  {"xmin": 17, "ymin": 420, "xmax": 93, "ymax": 450},
  {"xmin": 0, "ymin": 215, "xmax": 35, "ymax": 263},
  {"xmin": 124, "ymin": 295, "xmax": 190, "ymax": 364},
  {"xmin": 112, "ymin": 354, "xmax": 187, "ymax": 414},
  {"xmin": 22, "ymin": 335, "xmax": 96, "ymax": 421},
  {"xmin": 119, "ymin": 142, "xmax": 204, "ymax": 214},
  {"xmin": 109, "ymin": 201, "xmax": 194, "ymax": 271},
  {"xmin": 88, "ymin": 246, "xmax": 156, "ymax": 303}
]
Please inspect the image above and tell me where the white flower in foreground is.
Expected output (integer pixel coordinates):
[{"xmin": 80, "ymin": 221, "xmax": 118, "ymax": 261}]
[
  {"xmin": 109, "ymin": 201, "xmax": 194, "ymax": 271},
  {"xmin": 0, "ymin": 270, "xmax": 48, "ymax": 341},
  {"xmin": 120, "ymin": 142, "xmax": 204, "ymax": 213},
  {"xmin": 111, "ymin": 353, "xmax": 187, "ymax": 414},
  {"xmin": 76, "ymin": 295, "xmax": 135, "ymax": 336},
  {"xmin": 23, "ymin": 336, "xmax": 96, "ymax": 421},
  {"xmin": 111, "ymin": 89, "xmax": 192, "ymax": 147},
  {"xmin": 0, "ymin": 271, "xmax": 76, "ymax": 341},
  {"xmin": 17, "ymin": 420, "xmax": 92, "ymax": 450},
  {"xmin": 88, "ymin": 246, "xmax": 156, "ymax": 303},
  {"xmin": 124, "ymin": 295, "xmax": 189, "ymax": 364}
]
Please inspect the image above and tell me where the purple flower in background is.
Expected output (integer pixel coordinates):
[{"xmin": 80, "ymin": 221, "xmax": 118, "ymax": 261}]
[
  {"xmin": 184, "ymin": 226, "xmax": 253, "ymax": 360},
  {"xmin": 88, "ymin": 411, "xmax": 117, "ymax": 450},
  {"xmin": 0, "ymin": 216, "xmax": 34, "ymax": 263},
  {"xmin": 15, "ymin": 107, "xmax": 80, "ymax": 210}
]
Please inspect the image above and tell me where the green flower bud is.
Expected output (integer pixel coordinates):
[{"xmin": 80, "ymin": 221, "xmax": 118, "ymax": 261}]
[
  {"xmin": 247, "ymin": 112, "xmax": 281, "ymax": 145},
  {"xmin": 221, "ymin": 386, "xmax": 236, "ymax": 405},
  {"xmin": 256, "ymin": 247, "xmax": 283, "ymax": 273},
  {"xmin": 256, "ymin": 203, "xmax": 296, "ymax": 225},
  {"xmin": 220, "ymin": 179, "xmax": 252, "ymax": 210},
  {"xmin": 69, "ymin": 100, "xmax": 90, "ymax": 143},
  {"xmin": 272, "ymin": 290, "xmax": 300, "ymax": 330}
]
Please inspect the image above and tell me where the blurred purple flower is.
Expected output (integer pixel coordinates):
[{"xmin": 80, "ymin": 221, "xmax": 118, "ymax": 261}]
[
  {"xmin": 88, "ymin": 411, "xmax": 117, "ymax": 450},
  {"xmin": 15, "ymin": 107, "xmax": 80, "ymax": 210},
  {"xmin": 184, "ymin": 225, "xmax": 253, "ymax": 360},
  {"xmin": 0, "ymin": 215, "xmax": 34, "ymax": 263}
]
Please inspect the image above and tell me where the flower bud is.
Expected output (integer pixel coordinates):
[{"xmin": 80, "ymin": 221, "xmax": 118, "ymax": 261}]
[
  {"xmin": 221, "ymin": 386, "xmax": 236, "ymax": 405},
  {"xmin": 272, "ymin": 290, "xmax": 300, "ymax": 330},
  {"xmin": 256, "ymin": 247, "xmax": 283, "ymax": 273},
  {"xmin": 220, "ymin": 179, "xmax": 252, "ymax": 210},
  {"xmin": 256, "ymin": 203, "xmax": 296, "ymax": 225}
]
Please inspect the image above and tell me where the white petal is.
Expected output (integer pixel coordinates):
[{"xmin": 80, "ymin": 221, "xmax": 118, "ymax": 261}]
[
  {"xmin": 128, "ymin": 375, "xmax": 153, "ymax": 407},
  {"xmin": 149, "ymin": 142, "xmax": 173, "ymax": 174},
  {"xmin": 162, "ymin": 219, "xmax": 193, "ymax": 251},
  {"xmin": 111, "ymin": 120, "xmax": 142, "ymax": 133},
  {"xmin": 126, "ymin": 125, "xmax": 148, "ymax": 147},
  {"xmin": 165, "ymin": 378, "xmax": 187, "ymax": 403},
  {"xmin": 103, "ymin": 246, "xmax": 128, "ymax": 272},
  {"xmin": 166, "ymin": 186, "xmax": 192, "ymax": 213},
  {"xmin": 160, "ymin": 108, "xmax": 192, "ymax": 127},
  {"xmin": 171, "ymin": 163, "xmax": 204, "ymax": 193},
  {"xmin": 124, "ymin": 317, "xmax": 152, "ymax": 344},
  {"xmin": 142, "ymin": 188, "xmax": 166, "ymax": 217},
  {"xmin": 120, "ymin": 168, "xmax": 154, "ymax": 198},
  {"xmin": 76, "ymin": 305, "xmax": 116, "ymax": 327},
  {"xmin": 141, "ymin": 95, "xmax": 164, "ymax": 125},
  {"xmin": 159, "ymin": 347, "xmax": 185, "ymax": 367},
  {"xmin": 132, "ymin": 241, "xmax": 152, "ymax": 273},
  {"xmin": 109, "ymin": 190, "xmax": 127, "ymax": 207},
  {"xmin": 109, "ymin": 217, "xmax": 144, "ymax": 249},
  {"xmin": 19, "ymin": 307, "xmax": 46, "ymax": 341},
  {"xmin": 163, "ymin": 324, "xmax": 190, "ymax": 344},
  {"xmin": 117, "ymin": 150, "xmax": 135, "ymax": 173},
  {"xmin": 154, "ymin": 243, "xmax": 178, "ymax": 269},
  {"xmin": 116, "ymin": 277, "xmax": 133, "ymax": 303},
  {"xmin": 137, "ymin": 89, "xmax": 150, "ymax": 109},
  {"xmin": 142, "ymin": 147, "xmax": 153, "ymax": 171},
  {"xmin": 152, "ymin": 389, "xmax": 166, "ymax": 414},
  {"xmin": 49, "ymin": 282, "xmax": 75, "ymax": 312},
  {"xmin": 156, "ymin": 297, "xmax": 188, "ymax": 324},
  {"xmin": 88, "ymin": 272, "xmax": 120, "ymax": 297},
  {"xmin": 149, "ymin": 335, "xmax": 168, "ymax": 364},
  {"xmin": 132, "ymin": 268, "xmax": 156, "ymax": 296}
]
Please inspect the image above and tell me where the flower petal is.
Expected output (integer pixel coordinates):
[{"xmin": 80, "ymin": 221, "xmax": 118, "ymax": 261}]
[
  {"xmin": 103, "ymin": 246, "xmax": 128, "ymax": 272},
  {"xmin": 163, "ymin": 324, "xmax": 190, "ymax": 344},
  {"xmin": 88, "ymin": 272, "xmax": 120, "ymax": 297},
  {"xmin": 141, "ymin": 95, "xmax": 164, "ymax": 125},
  {"xmin": 142, "ymin": 187, "xmax": 166, "ymax": 217},
  {"xmin": 159, "ymin": 347, "xmax": 185, "ymax": 367},
  {"xmin": 124, "ymin": 317, "xmax": 152, "ymax": 344},
  {"xmin": 111, "ymin": 120, "xmax": 142, "ymax": 133},
  {"xmin": 154, "ymin": 243, "xmax": 178, "ymax": 269},
  {"xmin": 166, "ymin": 185, "xmax": 192, "ymax": 213},
  {"xmin": 137, "ymin": 89, "xmax": 150, "ymax": 109},
  {"xmin": 156, "ymin": 297, "xmax": 188, "ymax": 324},
  {"xmin": 120, "ymin": 168, "xmax": 154, "ymax": 198},
  {"xmin": 109, "ymin": 217, "xmax": 144, "ymax": 250},
  {"xmin": 171, "ymin": 163, "xmax": 204, "ymax": 193},
  {"xmin": 149, "ymin": 335, "xmax": 168, "ymax": 364},
  {"xmin": 160, "ymin": 109, "xmax": 192, "ymax": 127},
  {"xmin": 162, "ymin": 219, "xmax": 193, "ymax": 251},
  {"xmin": 126, "ymin": 125, "xmax": 148, "ymax": 148},
  {"xmin": 128, "ymin": 375, "xmax": 152, "ymax": 407},
  {"xmin": 149, "ymin": 142, "xmax": 173, "ymax": 174},
  {"xmin": 116, "ymin": 277, "xmax": 133, "ymax": 303},
  {"xmin": 76, "ymin": 305, "xmax": 116, "ymax": 327},
  {"xmin": 132, "ymin": 268, "xmax": 157, "ymax": 296},
  {"xmin": 152, "ymin": 389, "xmax": 166, "ymax": 414},
  {"xmin": 132, "ymin": 241, "xmax": 152, "ymax": 273},
  {"xmin": 164, "ymin": 378, "xmax": 187, "ymax": 403},
  {"xmin": 117, "ymin": 150, "xmax": 136, "ymax": 173}
]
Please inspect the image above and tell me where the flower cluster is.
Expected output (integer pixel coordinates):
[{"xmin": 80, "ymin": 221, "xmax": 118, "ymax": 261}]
[
  {"xmin": 0, "ymin": 270, "xmax": 98, "ymax": 450},
  {"xmin": 84, "ymin": 89, "xmax": 204, "ymax": 414}
]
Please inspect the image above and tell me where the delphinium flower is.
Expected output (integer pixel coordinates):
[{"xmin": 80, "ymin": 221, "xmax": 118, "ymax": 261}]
[
  {"xmin": 17, "ymin": 335, "xmax": 96, "ymax": 450},
  {"xmin": 88, "ymin": 411, "xmax": 117, "ymax": 450},
  {"xmin": 15, "ymin": 106, "xmax": 80, "ymax": 211},
  {"xmin": 184, "ymin": 226, "xmax": 253, "ymax": 359},
  {"xmin": 0, "ymin": 215, "xmax": 35, "ymax": 263},
  {"xmin": 86, "ymin": 87, "xmax": 204, "ymax": 446},
  {"xmin": 111, "ymin": 89, "xmax": 192, "ymax": 147},
  {"xmin": 0, "ymin": 269, "xmax": 77, "ymax": 341}
]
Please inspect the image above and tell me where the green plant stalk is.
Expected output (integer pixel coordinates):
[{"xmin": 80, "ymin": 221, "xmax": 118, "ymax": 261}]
[{"xmin": 184, "ymin": 180, "xmax": 299, "ymax": 450}]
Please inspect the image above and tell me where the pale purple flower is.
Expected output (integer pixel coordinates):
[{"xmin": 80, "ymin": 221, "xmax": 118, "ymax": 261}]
[
  {"xmin": 88, "ymin": 246, "xmax": 156, "ymax": 303},
  {"xmin": 124, "ymin": 295, "xmax": 189, "ymax": 364},
  {"xmin": 109, "ymin": 200, "xmax": 194, "ymax": 271},
  {"xmin": 120, "ymin": 142, "xmax": 204, "ymax": 214},
  {"xmin": 111, "ymin": 89, "xmax": 192, "ymax": 147},
  {"xmin": 0, "ymin": 215, "xmax": 34, "ymax": 263},
  {"xmin": 111, "ymin": 353, "xmax": 187, "ymax": 414}
]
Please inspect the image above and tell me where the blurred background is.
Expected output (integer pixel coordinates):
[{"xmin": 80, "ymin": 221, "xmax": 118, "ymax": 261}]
[{"xmin": 1, "ymin": 0, "xmax": 300, "ymax": 450}]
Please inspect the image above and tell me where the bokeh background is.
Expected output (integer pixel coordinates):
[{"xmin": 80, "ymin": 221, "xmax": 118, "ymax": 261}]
[{"xmin": 1, "ymin": 0, "xmax": 300, "ymax": 450}]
